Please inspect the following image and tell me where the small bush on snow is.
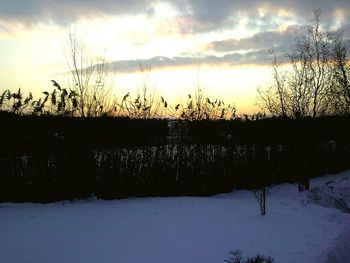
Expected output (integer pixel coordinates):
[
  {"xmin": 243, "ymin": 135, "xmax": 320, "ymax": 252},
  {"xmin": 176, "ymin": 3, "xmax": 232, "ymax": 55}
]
[{"xmin": 224, "ymin": 250, "xmax": 275, "ymax": 263}]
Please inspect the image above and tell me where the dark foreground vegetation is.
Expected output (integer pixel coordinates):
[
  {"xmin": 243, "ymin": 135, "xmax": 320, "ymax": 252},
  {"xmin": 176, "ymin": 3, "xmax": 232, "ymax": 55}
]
[
  {"xmin": 0, "ymin": 112, "xmax": 349, "ymax": 202},
  {"xmin": 0, "ymin": 10, "xmax": 349, "ymax": 202}
]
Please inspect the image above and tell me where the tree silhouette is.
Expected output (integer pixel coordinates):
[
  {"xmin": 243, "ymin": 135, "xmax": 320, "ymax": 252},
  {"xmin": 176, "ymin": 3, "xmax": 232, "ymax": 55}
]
[{"xmin": 259, "ymin": 9, "xmax": 346, "ymax": 118}]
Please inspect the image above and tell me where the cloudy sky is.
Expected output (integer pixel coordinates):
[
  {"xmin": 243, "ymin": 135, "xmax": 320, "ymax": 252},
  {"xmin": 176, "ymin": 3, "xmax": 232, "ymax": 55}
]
[{"xmin": 0, "ymin": 0, "xmax": 349, "ymax": 113}]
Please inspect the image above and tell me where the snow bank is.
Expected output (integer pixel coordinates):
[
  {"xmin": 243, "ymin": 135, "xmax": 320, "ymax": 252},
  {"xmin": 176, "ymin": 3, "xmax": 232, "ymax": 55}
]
[
  {"xmin": 308, "ymin": 173, "xmax": 350, "ymax": 213},
  {"xmin": 0, "ymin": 171, "xmax": 349, "ymax": 263},
  {"xmin": 306, "ymin": 170, "xmax": 350, "ymax": 263}
]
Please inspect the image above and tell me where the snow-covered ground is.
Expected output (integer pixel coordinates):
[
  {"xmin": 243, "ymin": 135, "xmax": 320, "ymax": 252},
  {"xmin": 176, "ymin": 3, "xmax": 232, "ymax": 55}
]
[{"xmin": 0, "ymin": 171, "xmax": 349, "ymax": 263}]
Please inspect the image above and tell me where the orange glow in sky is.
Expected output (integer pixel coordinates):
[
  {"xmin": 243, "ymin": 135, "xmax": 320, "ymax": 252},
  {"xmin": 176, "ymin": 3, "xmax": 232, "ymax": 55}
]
[{"xmin": 0, "ymin": 1, "xmax": 349, "ymax": 114}]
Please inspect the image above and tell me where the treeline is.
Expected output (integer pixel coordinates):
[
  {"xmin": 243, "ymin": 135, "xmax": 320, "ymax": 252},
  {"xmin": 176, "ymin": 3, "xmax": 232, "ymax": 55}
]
[
  {"xmin": 0, "ymin": 113, "xmax": 349, "ymax": 202},
  {"xmin": 0, "ymin": 112, "xmax": 168, "ymax": 152}
]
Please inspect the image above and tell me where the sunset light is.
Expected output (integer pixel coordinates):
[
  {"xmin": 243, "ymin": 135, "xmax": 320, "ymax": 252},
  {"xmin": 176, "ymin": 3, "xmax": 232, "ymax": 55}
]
[
  {"xmin": 2, "ymin": 1, "xmax": 348, "ymax": 114},
  {"xmin": 1, "ymin": 2, "xmax": 350, "ymax": 263}
]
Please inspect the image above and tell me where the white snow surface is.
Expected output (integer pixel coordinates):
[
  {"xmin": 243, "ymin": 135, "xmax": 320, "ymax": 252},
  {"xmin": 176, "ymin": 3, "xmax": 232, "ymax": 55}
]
[{"xmin": 1, "ymin": 171, "xmax": 350, "ymax": 263}]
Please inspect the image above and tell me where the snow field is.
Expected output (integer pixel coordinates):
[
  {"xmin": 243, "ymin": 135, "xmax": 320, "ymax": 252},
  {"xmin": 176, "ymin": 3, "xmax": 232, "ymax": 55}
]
[{"xmin": 0, "ymin": 171, "xmax": 349, "ymax": 263}]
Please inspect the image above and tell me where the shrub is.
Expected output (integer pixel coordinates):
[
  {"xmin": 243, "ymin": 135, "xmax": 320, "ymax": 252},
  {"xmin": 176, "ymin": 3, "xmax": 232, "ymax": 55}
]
[{"xmin": 224, "ymin": 250, "xmax": 275, "ymax": 263}]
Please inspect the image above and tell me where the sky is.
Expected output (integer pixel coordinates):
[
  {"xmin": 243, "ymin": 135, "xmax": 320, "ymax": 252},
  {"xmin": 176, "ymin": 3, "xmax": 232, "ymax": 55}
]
[{"xmin": 0, "ymin": 1, "xmax": 350, "ymax": 114}]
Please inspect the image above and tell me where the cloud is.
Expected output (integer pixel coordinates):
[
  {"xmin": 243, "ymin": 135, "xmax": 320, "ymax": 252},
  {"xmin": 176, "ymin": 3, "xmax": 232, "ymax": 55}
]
[
  {"xmin": 0, "ymin": 0, "xmax": 153, "ymax": 26},
  {"xmin": 105, "ymin": 50, "xmax": 274, "ymax": 73},
  {"xmin": 0, "ymin": 23, "xmax": 9, "ymax": 32},
  {"xmin": 206, "ymin": 26, "xmax": 300, "ymax": 53},
  {"xmin": 205, "ymin": 22, "xmax": 350, "ymax": 61},
  {"xmin": 181, "ymin": 0, "xmax": 350, "ymax": 32},
  {"xmin": 1, "ymin": 1, "xmax": 349, "ymax": 68},
  {"xmin": 0, "ymin": 0, "xmax": 349, "ymax": 33},
  {"xmin": 106, "ymin": 20, "xmax": 350, "ymax": 72}
]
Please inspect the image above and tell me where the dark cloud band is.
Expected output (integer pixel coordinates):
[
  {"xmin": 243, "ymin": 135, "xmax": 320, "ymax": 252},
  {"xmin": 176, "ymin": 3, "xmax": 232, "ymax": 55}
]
[
  {"xmin": 0, "ymin": 0, "xmax": 349, "ymax": 32},
  {"xmin": 105, "ymin": 49, "xmax": 276, "ymax": 72}
]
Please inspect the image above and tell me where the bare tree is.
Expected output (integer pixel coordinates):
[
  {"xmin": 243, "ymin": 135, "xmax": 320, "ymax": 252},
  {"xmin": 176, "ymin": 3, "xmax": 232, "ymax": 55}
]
[
  {"xmin": 252, "ymin": 186, "xmax": 271, "ymax": 216},
  {"xmin": 330, "ymin": 35, "xmax": 350, "ymax": 115},
  {"xmin": 259, "ymin": 9, "xmax": 336, "ymax": 118},
  {"xmin": 66, "ymin": 29, "xmax": 113, "ymax": 117},
  {"xmin": 258, "ymin": 51, "xmax": 289, "ymax": 118},
  {"xmin": 289, "ymin": 9, "xmax": 333, "ymax": 117}
]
